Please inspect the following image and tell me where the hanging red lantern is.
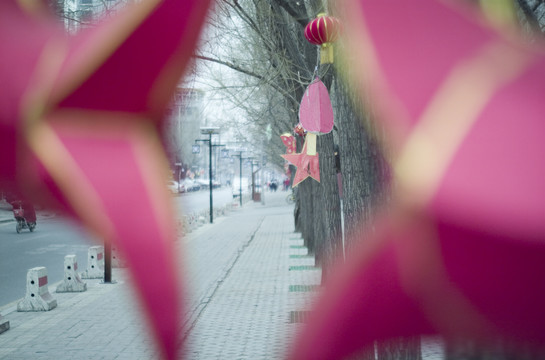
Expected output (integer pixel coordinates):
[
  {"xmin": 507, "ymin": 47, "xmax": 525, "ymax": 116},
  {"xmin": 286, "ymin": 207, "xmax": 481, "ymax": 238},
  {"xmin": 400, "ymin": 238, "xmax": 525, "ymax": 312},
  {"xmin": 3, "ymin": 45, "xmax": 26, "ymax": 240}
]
[{"xmin": 304, "ymin": 13, "xmax": 341, "ymax": 64}]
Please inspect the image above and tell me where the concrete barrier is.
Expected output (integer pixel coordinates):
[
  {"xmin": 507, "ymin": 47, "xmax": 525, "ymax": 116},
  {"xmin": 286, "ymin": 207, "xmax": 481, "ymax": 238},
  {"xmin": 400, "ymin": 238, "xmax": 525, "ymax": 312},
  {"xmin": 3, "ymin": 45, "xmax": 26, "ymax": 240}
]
[
  {"xmin": 111, "ymin": 244, "xmax": 127, "ymax": 268},
  {"xmin": 17, "ymin": 267, "xmax": 57, "ymax": 311},
  {"xmin": 179, "ymin": 218, "xmax": 186, "ymax": 234},
  {"xmin": 80, "ymin": 246, "xmax": 104, "ymax": 279},
  {"xmin": 180, "ymin": 216, "xmax": 192, "ymax": 235},
  {"xmin": 214, "ymin": 205, "xmax": 227, "ymax": 217},
  {"xmin": 56, "ymin": 255, "xmax": 86, "ymax": 293},
  {"xmin": 189, "ymin": 214, "xmax": 197, "ymax": 228},
  {"xmin": 198, "ymin": 210, "xmax": 207, "ymax": 225},
  {"xmin": 0, "ymin": 314, "xmax": 9, "ymax": 334},
  {"xmin": 186, "ymin": 215, "xmax": 195, "ymax": 231}
]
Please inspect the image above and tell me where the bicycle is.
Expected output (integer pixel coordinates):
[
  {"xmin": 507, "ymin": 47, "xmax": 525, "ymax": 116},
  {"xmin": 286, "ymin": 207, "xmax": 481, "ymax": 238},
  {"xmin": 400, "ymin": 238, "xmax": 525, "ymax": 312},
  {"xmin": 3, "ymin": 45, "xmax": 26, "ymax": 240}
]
[{"xmin": 286, "ymin": 191, "xmax": 295, "ymax": 204}]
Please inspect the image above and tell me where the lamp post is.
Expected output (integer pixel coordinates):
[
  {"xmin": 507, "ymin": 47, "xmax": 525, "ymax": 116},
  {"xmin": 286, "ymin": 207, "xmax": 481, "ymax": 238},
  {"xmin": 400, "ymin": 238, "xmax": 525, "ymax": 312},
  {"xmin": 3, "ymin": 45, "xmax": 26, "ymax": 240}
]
[
  {"xmin": 239, "ymin": 155, "xmax": 243, "ymax": 206},
  {"xmin": 231, "ymin": 151, "xmax": 244, "ymax": 207},
  {"xmin": 247, "ymin": 157, "xmax": 255, "ymax": 200},
  {"xmin": 196, "ymin": 127, "xmax": 221, "ymax": 223}
]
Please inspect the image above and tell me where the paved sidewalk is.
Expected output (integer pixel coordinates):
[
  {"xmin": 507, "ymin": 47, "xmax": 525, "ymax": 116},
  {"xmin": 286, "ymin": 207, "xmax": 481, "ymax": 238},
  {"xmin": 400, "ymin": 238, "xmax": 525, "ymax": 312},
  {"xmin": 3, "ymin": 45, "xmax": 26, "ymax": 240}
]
[{"xmin": 183, "ymin": 206, "xmax": 319, "ymax": 359}]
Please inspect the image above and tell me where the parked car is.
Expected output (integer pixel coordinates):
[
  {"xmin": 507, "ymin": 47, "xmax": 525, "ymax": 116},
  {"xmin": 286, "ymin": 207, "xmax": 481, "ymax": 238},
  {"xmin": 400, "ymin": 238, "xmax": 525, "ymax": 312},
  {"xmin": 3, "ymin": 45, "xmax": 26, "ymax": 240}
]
[
  {"xmin": 191, "ymin": 180, "xmax": 201, "ymax": 192},
  {"xmin": 195, "ymin": 179, "xmax": 221, "ymax": 189},
  {"xmin": 195, "ymin": 178, "xmax": 210, "ymax": 190},
  {"xmin": 167, "ymin": 180, "xmax": 180, "ymax": 194},
  {"xmin": 181, "ymin": 179, "xmax": 201, "ymax": 192}
]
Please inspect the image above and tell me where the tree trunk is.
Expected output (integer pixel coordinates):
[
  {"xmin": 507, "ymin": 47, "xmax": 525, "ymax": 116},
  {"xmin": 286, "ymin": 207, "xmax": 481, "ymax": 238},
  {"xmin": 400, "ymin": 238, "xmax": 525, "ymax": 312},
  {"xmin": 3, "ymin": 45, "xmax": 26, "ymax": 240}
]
[
  {"xmin": 332, "ymin": 77, "xmax": 388, "ymax": 252},
  {"xmin": 332, "ymin": 71, "xmax": 418, "ymax": 360},
  {"xmin": 446, "ymin": 339, "xmax": 545, "ymax": 360},
  {"xmin": 314, "ymin": 132, "xmax": 342, "ymax": 283},
  {"xmin": 346, "ymin": 344, "xmax": 376, "ymax": 360},
  {"xmin": 377, "ymin": 337, "xmax": 422, "ymax": 360}
]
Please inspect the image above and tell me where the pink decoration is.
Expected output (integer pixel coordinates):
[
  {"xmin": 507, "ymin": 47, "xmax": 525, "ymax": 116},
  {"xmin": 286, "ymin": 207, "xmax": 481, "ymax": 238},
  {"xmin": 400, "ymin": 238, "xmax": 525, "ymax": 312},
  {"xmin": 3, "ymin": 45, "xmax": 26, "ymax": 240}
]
[
  {"xmin": 289, "ymin": 1, "xmax": 545, "ymax": 359},
  {"xmin": 281, "ymin": 138, "xmax": 320, "ymax": 187},
  {"xmin": 299, "ymin": 77, "xmax": 334, "ymax": 157},
  {"xmin": 299, "ymin": 78, "xmax": 334, "ymax": 135},
  {"xmin": 0, "ymin": 1, "xmax": 210, "ymax": 359}
]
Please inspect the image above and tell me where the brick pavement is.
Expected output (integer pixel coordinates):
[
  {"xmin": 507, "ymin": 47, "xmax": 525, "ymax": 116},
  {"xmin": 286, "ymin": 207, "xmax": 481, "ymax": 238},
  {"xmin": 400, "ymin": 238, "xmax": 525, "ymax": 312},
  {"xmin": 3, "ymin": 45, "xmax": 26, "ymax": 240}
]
[
  {"xmin": 0, "ymin": 191, "xmax": 444, "ymax": 359},
  {"xmin": 182, "ymin": 208, "xmax": 320, "ymax": 359}
]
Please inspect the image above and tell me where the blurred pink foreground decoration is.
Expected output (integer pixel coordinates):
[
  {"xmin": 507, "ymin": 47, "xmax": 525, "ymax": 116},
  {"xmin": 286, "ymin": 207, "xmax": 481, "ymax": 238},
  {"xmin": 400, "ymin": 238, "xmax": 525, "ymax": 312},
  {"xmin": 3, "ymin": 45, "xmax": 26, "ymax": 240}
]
[
  {"xmin": 0, "ymin": 0, "xmax": 210, "ymax": 358},
  {"xmin": 289, "ymin": 0, "xmax": 545, "ymax": 359},
  {"xmin": 3, "ymin": 0, "xmax": 545, "ymax": 359}
]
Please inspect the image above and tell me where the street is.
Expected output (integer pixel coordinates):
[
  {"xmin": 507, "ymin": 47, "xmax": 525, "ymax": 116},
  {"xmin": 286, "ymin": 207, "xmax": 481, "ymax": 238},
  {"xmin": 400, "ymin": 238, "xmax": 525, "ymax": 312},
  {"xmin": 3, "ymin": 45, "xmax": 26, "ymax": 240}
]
[
  {"xmin": 174, "ymin": 187, "xmax": 234, "ymax": 216},
  {"xmin": 0, "ymin": 216, "xmax": 94, "ymax": 307},
  {"xmin": 0, "ymin": 187, "xmax": 237, "ymax": 308}
]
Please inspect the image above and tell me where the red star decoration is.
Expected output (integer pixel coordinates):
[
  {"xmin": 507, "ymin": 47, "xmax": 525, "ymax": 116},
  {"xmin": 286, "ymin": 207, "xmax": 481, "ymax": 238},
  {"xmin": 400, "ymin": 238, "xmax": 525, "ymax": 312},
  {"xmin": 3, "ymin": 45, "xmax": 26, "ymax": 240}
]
[
  {"xmin": 0, "ymin": 1, "xmax": 210, "ymax": 359},
  {"xmin": 281, "ymin": 139, "xmax": 320, "ymax": 187},
  {"xmin": 289, "ymin": 1, "xmax": 545, "ymax": 359}
]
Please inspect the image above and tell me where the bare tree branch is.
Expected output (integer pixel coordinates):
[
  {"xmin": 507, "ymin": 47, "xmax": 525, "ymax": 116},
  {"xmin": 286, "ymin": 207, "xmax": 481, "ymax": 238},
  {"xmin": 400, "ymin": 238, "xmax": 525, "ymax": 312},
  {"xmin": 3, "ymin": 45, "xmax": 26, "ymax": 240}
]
[{"xmin": 195, "ymin": 54, "xmax": 299, "ymax": 104}]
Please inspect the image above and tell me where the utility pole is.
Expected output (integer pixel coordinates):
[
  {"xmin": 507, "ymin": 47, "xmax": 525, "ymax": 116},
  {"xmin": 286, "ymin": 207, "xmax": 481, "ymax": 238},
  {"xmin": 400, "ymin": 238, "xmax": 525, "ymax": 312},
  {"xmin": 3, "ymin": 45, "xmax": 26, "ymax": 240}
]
[
  {"xmin": 248, "ymin": 157, "xmax": 255, "ymax": 200},
  {"xmin": 231, "ymin": 151, "xmax": 245, "ymax": 207},
  {"xmin": 232, "ymin": 152, "xmax": 243, "ymax": 207},
  {"xmin": 239, "ymin": 155, "xmax": 242, "ymax": 206},
  {"xmin": 196, "ymin": 127, "xmax": 221, "ymax": 223}
]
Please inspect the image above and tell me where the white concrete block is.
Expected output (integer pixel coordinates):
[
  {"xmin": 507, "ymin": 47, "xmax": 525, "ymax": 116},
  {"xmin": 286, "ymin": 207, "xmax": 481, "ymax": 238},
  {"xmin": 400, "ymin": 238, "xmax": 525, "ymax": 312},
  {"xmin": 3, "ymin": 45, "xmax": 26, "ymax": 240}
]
[
  {"xmin": 111, "ymin": 244, "xmax": 127, "ymax": 268},
  {"xmin": 81, "ymin": 246, "xmax": 104, "ymax": 279},
  {"xmin": 17, "ymin": 267, "xmax": 57, "ymax": 311},
  {"xmin": 0, "ymin": 314, "xmax": 9, "ymax": 334},
  {"xmin": 56, "ymin": 255, "xmax": 87, "ymax": 293}
]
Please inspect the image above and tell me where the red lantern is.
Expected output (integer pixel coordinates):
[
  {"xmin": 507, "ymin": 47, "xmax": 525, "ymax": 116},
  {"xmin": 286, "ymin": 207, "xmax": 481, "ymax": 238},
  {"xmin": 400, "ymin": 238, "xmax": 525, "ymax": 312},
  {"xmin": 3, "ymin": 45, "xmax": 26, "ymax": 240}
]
[{"xmin": 304, "ymin": 13, "xmax": 341, "ymax": 64}]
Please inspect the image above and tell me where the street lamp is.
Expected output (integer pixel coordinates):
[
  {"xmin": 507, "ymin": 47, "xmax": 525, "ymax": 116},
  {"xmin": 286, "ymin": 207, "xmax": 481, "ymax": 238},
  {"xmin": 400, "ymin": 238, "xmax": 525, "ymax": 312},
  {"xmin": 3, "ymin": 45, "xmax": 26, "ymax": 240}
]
[
  {"xmin": 196, "ymin": 127, "xmax": 221, "ymax": 223},
  {"xmin": 231, "ymin": 151, "xmax": 244, "ymax": 207}
]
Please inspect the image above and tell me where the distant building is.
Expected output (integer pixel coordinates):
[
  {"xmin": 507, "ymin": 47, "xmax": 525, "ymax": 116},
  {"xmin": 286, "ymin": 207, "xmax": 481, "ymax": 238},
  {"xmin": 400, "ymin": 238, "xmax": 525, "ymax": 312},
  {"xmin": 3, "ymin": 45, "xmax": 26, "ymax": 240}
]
[
  {"xmin": 165, "ymin": 88, "xmax": 205, "ymax": 180},
  {"xmin": 61, "ymin": 0, "xmax": 122, "ymax": 33}
]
